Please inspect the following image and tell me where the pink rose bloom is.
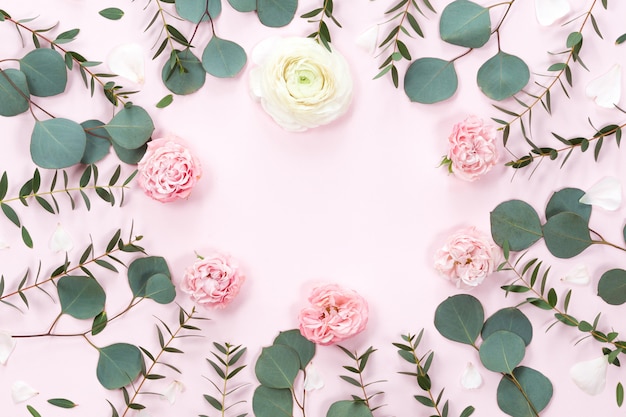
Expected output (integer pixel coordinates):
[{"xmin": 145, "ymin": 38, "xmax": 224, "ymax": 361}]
[
  {"xmin": 434, "ymin": 227, "xmax": 499, "ymax": 289},
  {"xmin": 298, "ymin": 284, "xmax": 368, "ymax": 345},
  {"xmin": 180, "ymin": 253, "xmax": 245, "ymax": 309},
  {"xmin": 137, "ymin": 136, "xmax": 202, "ymax": 202},
  {"xmin": 445, "ymin": 115, "xmax": 498, "ymax": 181}
]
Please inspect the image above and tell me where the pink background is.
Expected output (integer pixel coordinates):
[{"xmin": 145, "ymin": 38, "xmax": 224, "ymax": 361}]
[{"xmin": 2, "ymin": 0, "xmax": 626, "ymax": 416}]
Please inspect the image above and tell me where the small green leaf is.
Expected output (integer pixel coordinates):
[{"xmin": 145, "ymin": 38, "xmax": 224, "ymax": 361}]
[
  {"xmin": 479, "ymin": 331, "xmax": 526, "ymax": 373},
  {"xmin": 99, "ymin": 7, "xmax": 124, "ymax": 20},
  {"xmin": 27, "ymin": 405, "xmax": 41, "ymax": 417},
  {"xmin": 617, "ymin": 382, "xmax": 624, "ymax": 407},
  {"xmin": 477, "ymin": 51, "xmax": 530, "ymax": 101},
  {"xmin": 31, "ymin": 118, "xmax": 87, "ymax": 169},
  {"xmin": 156, "ymin": 94, "xmax": 173, "ymax": 108},
  {"xmin": 92, "ymin": 311, "xmax": 108, "ymax": 335},
  {"xmin": 404, "ymin": 58, "xmax": 458, "ymax": 104},
  {"xmin": 273, "ymin": 329, "xmax": 315, "ymax": 370},
  {"xmin": 252, "ymin": 386, "xmax": 293, "ymax": 417},
  {"xmin": 144, "ymin": 273, "xmax": 176, "ymax": 304},
  {"xmin": 105, "ymin": 104, "xmax": 154, "ymax": 150},
  {"xmin": 545, "ymin": 188, "xmax": 591, "ymax": 223},
  {"xmin": 48, "ymin": 398, "xmax": 78, "ymax": 408},
  {"xmin": 482, "ymin": 307, "xmax": 533, "ymax": 346},
  {"xmin": 496, "ymin": 367, "xmax": 553, "ymax": 417},
  {"xmin": 598, "ymin": 269, "xmax": 626, "ymax": 305},
  {"xmin": 127, "ymin": 256, "xmax": 171, "ymax": 298}
]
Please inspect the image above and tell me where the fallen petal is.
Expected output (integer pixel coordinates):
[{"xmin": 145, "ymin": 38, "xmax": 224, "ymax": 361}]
[
  {"xmin": 161, "ymin": 380, "xmax": 184, "ymax": 405},
  {"xmin": 107, "ymin": 43, "xmax": 145, "ymax": 84},
  {"xmin": 0, "ymin": 331, "xmax": 16, "ymax": 365},
  {"xmin": 49, "ymin": 223, "xmax": 74, "ymax": 253},
  {"xmin": 535, "ymin": 0, "xmax": 570, "ymax": 26},
  {"xmin": 561, "ymin": 264, "xmax": 590, "ymax": 285},
  {"xmin": 355, "ymin": 25, "xmax": 379, "ymax": 56},
  {"xmin": 569, "ymin": 355, "xmax": 608, "ymax": 395},
  {"xmin": 303, "ymin": 363, "xmax": 325, "ymax": 391},
  {"xmin": 585, "ymin": 64, "xmax": 622, "ymax": 108},
  {"xmin": 579, "ymin": 177, "xmax": 622, "ymax": 211},
  {"xmin": 461, "ymin": 362, "xmax": 482, "ymax": 389},
  {"xmin": 11, "ymin": 381, "xmax": 38, "ymax": 403}
]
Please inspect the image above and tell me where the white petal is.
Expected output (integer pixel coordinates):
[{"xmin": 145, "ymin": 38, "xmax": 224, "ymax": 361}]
[
  {"xmin": 569, "ymin": 355, "xmax": 608, "ymax": 395},
  {"xmin": 161, "ymin": 380, "xmax": 184, "ymax": 405},
  {"xmin": 561, "ymin": 264, "xmax": 591, "ymax": 285},
  {"xmin": 579, "ymin": 177, "xmax": 622, "ymax": 210},
  {"xmin": 49, "ymin": 223, "xmax": 73, "ymax": 253},
  {"xmin": 107, "ymin": 43, "xmax": 145, "ymax": 84},
  {"xmin": 586, "ymin": 64, "xmax": 622, "ymax": 108},
  {"xmin": 535, "ymin": 0, "xmax": 570, "ymax": 26},
  {"xmin": 135, "ymin": 411, "xmax": 152, "ymax": 417},
  {"xmin": 11, "ymin": 381, "xmax": 38, "ymax": 403},
  {"xmin": 0, "ymin": 331, "xmax": 16, "ymax": 365},
  {"xmin": 303, "ymin": 363, "xmax": 325, "ymax": 391},
  {"xmin": 355, "ymin": 25, "xmax": 379, "ymax": 56},
  {"xmin": 460, "ymin": 362, "xmax": 482, "ymax": 389}
]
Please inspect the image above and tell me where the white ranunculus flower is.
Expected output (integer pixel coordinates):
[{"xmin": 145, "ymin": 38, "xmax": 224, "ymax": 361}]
[{"xmin": 249, "ymin": 37, "xmax": 353, "ymax": 132}]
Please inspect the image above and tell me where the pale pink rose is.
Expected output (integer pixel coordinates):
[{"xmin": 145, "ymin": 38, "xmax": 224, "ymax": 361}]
[
  {"xmin": 137, "ymin": 136, "xmax": 202, "ymax": 202},
  {"xmin": 180, "ymin": 253, "xmax": 245, "ymax": 309},
  {"xmin": 445, "ymin": 116, "xmax": 498, "ymax": 181},
  {"xmin": 298, "ymin": 284, "xmax": 368, "ymax": 345},
  {"xmin": 434, "ymin": 227, "xmax": 499, "ymax": 289}
]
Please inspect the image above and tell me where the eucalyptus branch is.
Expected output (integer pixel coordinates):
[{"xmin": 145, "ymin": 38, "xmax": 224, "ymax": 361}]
[
  {"xmin": 145, "ymin": 0, "xmax": 190, "ymax": 72},
  {"xmin": 0, "ymin": 68, "xmax": 55, "ymax": 119},
  {"xmin": 337, "ymin": 345, "xmax": 386, "ymax": 414},
  {"xmin": 202, "ymin": 342, "xmax": 249, "ymax": 417},
  {"xmin": 301, "ymin": 0, "xmax": 342, "ymax": 52}
]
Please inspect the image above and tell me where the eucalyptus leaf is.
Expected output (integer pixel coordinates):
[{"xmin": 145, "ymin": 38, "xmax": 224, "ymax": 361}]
[
  {"xmin": 0, "ymin": 68, "xmax": 30, "ymax": 116},
  {"xmin": 255, "ymin": 345, "xmax": 300, "ymax": 389},
  {"xmin": 202, "ymin": 36, "xmax": 247, "ymax": 78},
  {"xmin": 434, "ymin": 294, "xmax": 484, "ymax": 346},
  {"xmin": 57, "ymin": 275, "xmax": 105, "ymax": 319},
  {"xmin": 112, "ymin": 141, "xmax": 147, "ymax": 164},
  {"xmin": 31, "ymin": 118, "xmax": 87, "ymax": 169},
  {"xmin": 252, "ymin": 385, "xmax": 293, "ymax": 417},
  {"xmin": 542, "ymin": 212, "xmax": 592, "ymax": 258},
  {"xmin": 326, "ymin": 400, "xmax": 374, "ymax": 417},
  {"xmin": 479, "ymin": 331, "xmax": 526, "ymax": 373},
  {"xmin": 80, "ymin": 119, "xmax": 111, "ymax": 164},
  {"xmin": 99, "ymin": 7, "xmax": 124, "ymax": 20},
  {"xmin": 144, "ymin": 273, "xmax": 176, "ymax": 304},
  {"xmin": 545, "ymin": 188, "xmax": 591, "ymax": 223},
  {"xmin": 96, "ymin": 343, "xmax": 143, "ymax": 389},
  {"xmin": 482, "ymin": 307, "xmax": 533, "ymax": 346},
  {"xmin": 476, "ymin": 51, "xmax": 529, "ymax": 101},
  {"xmin": 496, "ymin": 366, "xmax": 553, "ymax": 417},
  {"xmin": 439, "ymin": 0, "xmax": 491, "ymax": 48},
  {"xmin": 404, "ymin": 58, "xmax": 458, "ymax": 104},
  {"xmin": 257, "ymin": 0, "xmax": 297, "ymax": 27},
  {"xmin": 273, "ymin": 329, "xmax": 315, "ymax": 370},
  {"xmin": 598, "ymin": 269, "xmax": 626, "ymax": 305},
  {"xmin": 20, "ymin": 48, "xmax": 67, "ymax": 97},
  {"xmin": 228, "ymin": 0, "xmax": 256, "ymax": 12},
  {"xmin": 105, "ymin": 104, "xmax": 154, "ymax": 150},
  {"xmin": 127, "ymin": 256, "xmax": 171, "ymax": 298},
  {"xmin": 162, "ymin": 49, "xmax": 206, "ymax": 95},
  {"xmin": 490, "ymin": 200, "xmax": 542, "ymax": 251},
  {"xmin": 176, "ymin": 0, "xmax": 221, "ymax": 22}
]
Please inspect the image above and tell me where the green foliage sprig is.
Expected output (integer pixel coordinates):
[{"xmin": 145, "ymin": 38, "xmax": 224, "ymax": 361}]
[
  {"xmin": 301, "ymin": 0, "xmax": 342, "ymax": 52},
  {"xmin": 394, "ymin": 330, "xmax": 475, "ymax": 417},
  {"xmin": 26, "ymin": 398, "xmax": 78, "ymax": 417},
  {"xmin": 201, "ymin": 342, "xmax": 249, "ymax": 417}
]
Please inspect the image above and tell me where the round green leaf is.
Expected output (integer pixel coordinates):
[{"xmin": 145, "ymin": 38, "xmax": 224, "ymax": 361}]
[
  {"xmin": 257, "ymin": 0, "xmax": 297, "ymax": 27},
  {"xmin": 57, "ymin": 276, "xmax": 105, "ymax": 319},
  {"xmin": 255, "ymin": 345, "xmax": 300, "ymax": 389},
  {"xmin": 404, "ymin": 58, "xmax": 458, "ymax": 104},
  {"xmin": 598, "ymin": 269, "xmax": 626, "ymax": 305},
  {"xmin": 477, "ymin": 51, "xmax": 530, "ymax": 101},
  {"xmin": 252, "ymin": 386, "xmax": 293, "ymax": 417},
  {"xmin": 434, "ymin": 294, "xmax": 484, "ymax": 346},
  {"xmin": 273, "ymin": 329, "xmax": 316, "ymax": 370},
  {"xmin": 327, "ymin": 400, "xmax": 374, "ymax": 417},
  {"xmin": 112, "ymin": 141, "xmax": 147, "ymax": 164},
  {"xmin": 542, "ymin": 212, "xmax": 592, "ymax": 258},
  {"xmin": 128, "ymin": 256, "xmax": 171, "ymax": 298},
  {"xmin": 31, "ymin": 118, "xmax": 87, "ymax": 169},
  {"xmin": 439, "ymin": 0, "xmax": 491, "ymax": 48},
  {"xmin": 144, "ymin": 273, "xmax": 176, "ymax": 304},
  {"xmin": 80, "ymin": 119, "xmax": 111, "ymax": 164},
  {"xmin": 96, "ymin": 343, "xmax": 143, "ymax": 390},
  {"xmin": 479, "ymin": 331, "xmax": 526, "ymax": 373},
  {"xmin": 105, "ymin": 104, "xmax": 154, "ymax": 150},
  {"xmin": 19, "ymin": 48, "xmax": 67, "ymax": 97},
  {"xmin": 545, "ymin": 188, "xmax": 591, "ymax": 223},
  {"xmin": 497, "ymin": 366, "xmax": 553, "ymax": 417},
  {"xmin": 162, "ymin": 49, "xmax": 206, "ymax": 95},
  {"xmin": 490, "ymin": 200, "xmax": 543, "ymax": 251},
  {"xmin": 175, "ymin": 0, "xmax": 221, "ymax": 22},
  {"xmin": 482, "ymin": 308, "xmax": 533, "ymax": 346},
  {"xmin": 202, "ymin": 36, "xmax": 247, "ymax": 78},
  {"xmin": 228, "ymin": 0, "xmax": 256, "ymax": 12},
  {"xmin": 0, "ymin": 68, "xmax": 30, "ymax": 116}
]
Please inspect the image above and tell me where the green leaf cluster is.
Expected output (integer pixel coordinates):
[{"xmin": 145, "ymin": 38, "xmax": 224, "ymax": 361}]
[
  {"xmin": 301, "ymin": 0, "xmax": 342, "ymax": 52},
  {"xmin": 202, "ymin": 342, "xmax": 248, "ymax": 417}
]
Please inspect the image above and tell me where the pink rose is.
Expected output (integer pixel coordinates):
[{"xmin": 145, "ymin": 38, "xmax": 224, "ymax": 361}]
[
  {"xmin": 180, "ymin": 253, "xmax": 245, "ymax": 309},
  {"xmin": 137, "ymin": 136, "xmax": 202, "ymax": 202},
  {"xmin": 434, "ymin": 227, "xmax": 499, "ymax": 289},
  {"xmin": 444, "ymin": 115, "xmax": 498, "ymax": 181},
  {"xmin": 298, "ymin": 284, "xmax": 368, "ymax": 345}
]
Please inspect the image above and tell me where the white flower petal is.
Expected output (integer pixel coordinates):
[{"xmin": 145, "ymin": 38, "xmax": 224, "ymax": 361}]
[
  {"xmin": 535, "ymin": 0, "xmax": 570, "ymax": 26},
  {"xmin": 355, "ymin": 25, "xmax": 379, "ymax": 56},
  {"xmin": 579, "ymin": 177, "xmax": 622, "ymax": 210},
  {"xmin": 11, "ymin": 381, "xmax": 38, "ymax": 403},
  {"xmin": 569, "ymin": 355, "xmax": 608, "ymax": 395},
  {"xmin": 303, "ymin": 363, "xmax": 325, "ymax": 391},
  {"xmin": 49, "ymin": 223, "xmax": 73, "ymax": 253},
  {"xmin": 0, "ymin": 331, "xmax": 16, "ymax": 365},
  {"xmin": 461, "ymin": 362, "xmax": 482, "ymax": 389},
  {"xmin": 107, "ymin": 43, "xmax": 145, "ymax": 84},
  {"xmin": 586, "ymin": 64, "xmax": 622, "ymax": 108},
  {"xmin": 561, "ymin": 264, "xmax": 591, "ymax": 285},
  {"xmin": 161, "ymin": 380, "xmax": 184, "ymax": 405}
]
